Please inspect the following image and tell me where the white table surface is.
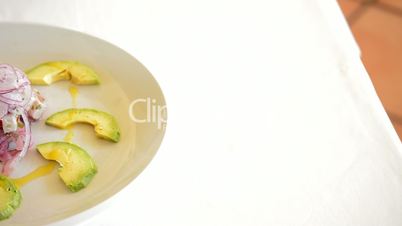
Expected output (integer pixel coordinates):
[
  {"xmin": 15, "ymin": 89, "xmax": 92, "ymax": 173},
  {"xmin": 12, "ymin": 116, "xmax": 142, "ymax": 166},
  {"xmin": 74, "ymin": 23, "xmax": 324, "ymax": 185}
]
[{"xmin": 1, "ymin": 0, "xmax": 402, "ymax": 225}]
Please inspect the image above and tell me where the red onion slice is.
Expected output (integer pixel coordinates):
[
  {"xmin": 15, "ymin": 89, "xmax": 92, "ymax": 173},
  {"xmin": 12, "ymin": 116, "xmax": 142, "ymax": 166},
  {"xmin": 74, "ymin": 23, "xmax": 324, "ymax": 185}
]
[
  {"xmin": 0, "ymin": 111, "xmax": 31, "ymax": 175},
  {"xmin": 0, "ymin": 64, "xmax": 19, "ymax": 90},
  {"xmin": 0, "ymin": 64, "xmax": 35, "ymax": 175},
  {"xmin": 17, "ymin": 111, "xmax": 31, "ymax": 160},
  {"xmin": 0, "ymin": 101, "xmax": 8, "ymax": 118}
]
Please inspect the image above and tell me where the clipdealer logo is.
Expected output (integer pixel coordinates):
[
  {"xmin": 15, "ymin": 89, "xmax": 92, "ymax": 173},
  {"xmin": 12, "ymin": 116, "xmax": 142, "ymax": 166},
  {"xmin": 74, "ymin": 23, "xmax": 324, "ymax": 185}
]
[{"xmin": 128, "ymin": 97, "xmax": 167, "ymax": 130}]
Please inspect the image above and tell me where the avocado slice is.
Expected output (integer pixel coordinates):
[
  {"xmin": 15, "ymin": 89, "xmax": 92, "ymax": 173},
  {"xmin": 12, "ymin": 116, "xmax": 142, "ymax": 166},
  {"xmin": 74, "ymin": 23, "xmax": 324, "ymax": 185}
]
[
  {"xmin": 46, "ymin": 108, "xmax": 120, "ymax": 143},
  {"xmin": 36, "ymin": 142, "xmax": 97, "ymax": 192},
  {"xmin": 0, "ymin": 175, "xmax": 22, "ymax": 221},
  {"xmin": 26, "ymin": 61, "xmax": 100, "ymax": 85}
]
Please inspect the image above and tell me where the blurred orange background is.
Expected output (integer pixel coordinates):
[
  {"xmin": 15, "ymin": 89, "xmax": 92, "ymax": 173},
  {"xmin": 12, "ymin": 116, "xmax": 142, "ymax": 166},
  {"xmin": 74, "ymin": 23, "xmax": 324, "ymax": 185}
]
[{"xmin": 338, "ymin": 0, "xmax": 402, "ymax": 140}]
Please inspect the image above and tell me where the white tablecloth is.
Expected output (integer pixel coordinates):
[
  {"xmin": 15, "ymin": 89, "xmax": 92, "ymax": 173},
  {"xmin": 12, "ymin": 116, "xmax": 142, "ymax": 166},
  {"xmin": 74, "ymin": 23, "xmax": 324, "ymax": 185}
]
[{"xmin": 1, "ymin": 0, "xmax": 401, "ymax": 225}]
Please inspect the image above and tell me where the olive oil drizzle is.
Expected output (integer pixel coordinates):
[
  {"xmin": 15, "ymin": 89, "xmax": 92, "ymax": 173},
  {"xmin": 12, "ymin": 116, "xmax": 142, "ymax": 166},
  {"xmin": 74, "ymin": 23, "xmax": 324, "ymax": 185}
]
[
  {"xmin": 63, "ymin": 126, "xmax": 74, "ymax": 143},
  {"xmin": 69, "ymin": 85, "xmax": 79, "ymax": 108},
  {"xmin": 64, "ymin": 86, "xmax": 79, "ymax": 142},
  {"xmin": 13, "ymin": 162, "xmax": 56, "ymax": 188}
]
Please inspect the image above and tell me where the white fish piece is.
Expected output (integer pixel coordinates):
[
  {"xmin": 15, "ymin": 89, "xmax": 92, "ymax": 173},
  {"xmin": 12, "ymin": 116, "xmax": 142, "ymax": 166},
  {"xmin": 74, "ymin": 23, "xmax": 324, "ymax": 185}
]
[{"xmin": 2, "ymin": 113, "xmax": 18, "ymax": 133}]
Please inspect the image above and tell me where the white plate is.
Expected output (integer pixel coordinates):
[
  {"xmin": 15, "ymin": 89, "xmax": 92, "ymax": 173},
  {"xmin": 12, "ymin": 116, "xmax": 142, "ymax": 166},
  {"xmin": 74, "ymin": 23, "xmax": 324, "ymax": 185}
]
[{"xmin": 0, "ymin": 22, "xmax": 166, "ymax": 226}]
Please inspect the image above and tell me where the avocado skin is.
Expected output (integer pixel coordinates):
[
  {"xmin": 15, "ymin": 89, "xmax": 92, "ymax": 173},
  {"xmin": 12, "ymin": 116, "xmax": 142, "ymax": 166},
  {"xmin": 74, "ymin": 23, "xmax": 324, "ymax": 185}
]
[
  {"xmin": 0, "ymin": 176, "xmax": 22, "ymax": 221},
  {"xmin": 66, "ymin": 167, "xmax": 98, "ymax": 192},
  {"xmin": 46, "ymin": 108, "xmax": 121, "ymax": 143},
  {"xmin": 37, "ymin": 142, "xmax": 98, "ymax": 193}
]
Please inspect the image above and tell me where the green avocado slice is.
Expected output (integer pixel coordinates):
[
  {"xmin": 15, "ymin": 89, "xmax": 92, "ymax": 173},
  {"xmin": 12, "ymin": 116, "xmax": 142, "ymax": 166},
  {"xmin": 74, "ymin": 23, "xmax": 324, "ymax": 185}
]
[
  {"xmin": 25, "ymin": 61, "xmax": 100, "ymax": 85},
  {"xmin": 46, "ymin": 108, "xmax": 120, "ymax": 143},
  {"xmin": 0, "ymin": 175, "xmax": 22, "ymax": 221},
  {"xmin": 36, "ymin": 142, "xmax": 97, "ymax": 192}
]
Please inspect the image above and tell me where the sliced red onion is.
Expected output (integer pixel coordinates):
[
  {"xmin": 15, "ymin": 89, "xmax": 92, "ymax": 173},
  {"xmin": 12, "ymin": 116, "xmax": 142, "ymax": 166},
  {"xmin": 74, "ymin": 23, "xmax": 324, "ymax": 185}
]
[
  {"xmin": 0, "ymin": 64, "xmax": 19, "ymax": 90},
  {"xmin": 0, "ymin": 64, "xmax": 31, "ymax": 106},
  {"xmin": 0, "ymin": 64, "xmax": 35, "ymax": 175},
  {"xmin": 0, "ymin": 113, "xmax": 31, "ymax": 175},
  {"xmin": 0, "ymin": 83, "xmax": 31, "ymax": 106},
  {"xmin": 17, "ymin": 111, "xmax": 31, "ymax": 160},
  {"xmin": 0, "ymin": 101, "xmax": 8, "ymax": 118}
]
